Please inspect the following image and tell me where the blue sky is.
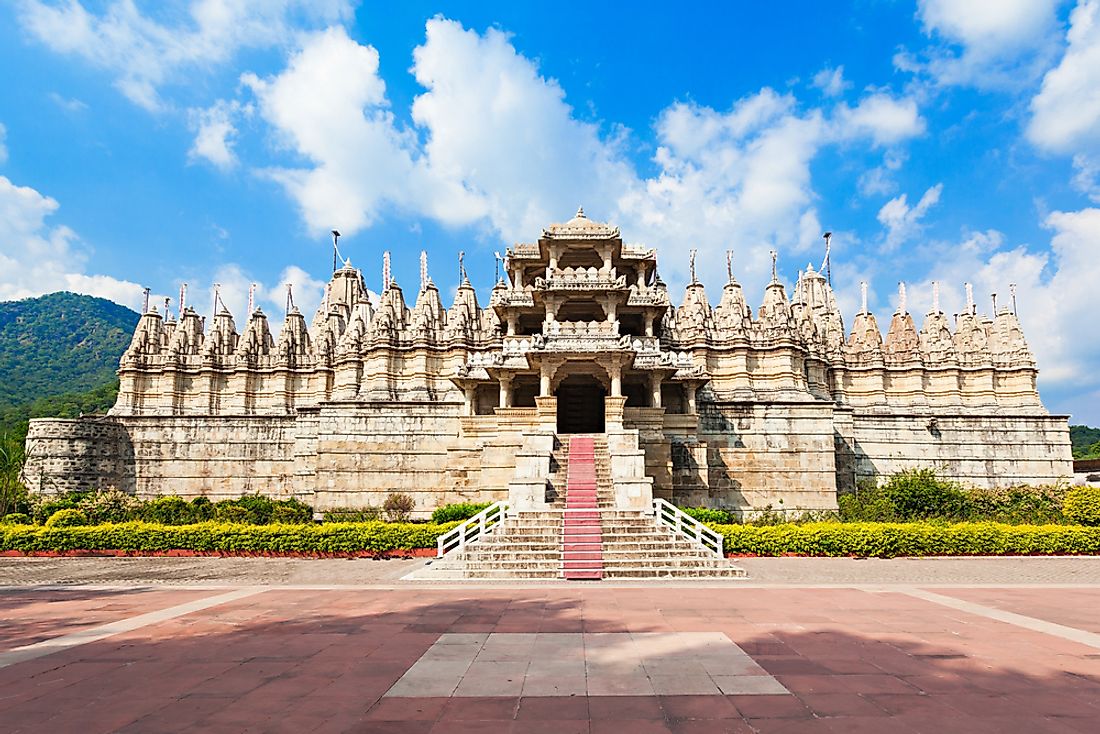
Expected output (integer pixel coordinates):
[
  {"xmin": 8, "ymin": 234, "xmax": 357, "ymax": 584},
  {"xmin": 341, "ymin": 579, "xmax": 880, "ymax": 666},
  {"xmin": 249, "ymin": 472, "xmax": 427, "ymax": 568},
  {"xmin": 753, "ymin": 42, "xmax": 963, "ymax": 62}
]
[{"xmin": 0, "ymin": 1, "xmax": 1098, "ymax": 423}]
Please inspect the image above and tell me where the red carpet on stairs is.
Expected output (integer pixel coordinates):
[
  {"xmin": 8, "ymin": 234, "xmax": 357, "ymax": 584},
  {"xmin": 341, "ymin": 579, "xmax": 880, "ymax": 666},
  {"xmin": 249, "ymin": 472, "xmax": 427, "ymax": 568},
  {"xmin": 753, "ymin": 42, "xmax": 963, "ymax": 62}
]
[{"xmin": 562, "ymin": 436, "xmax": 603, "ymax": 580}]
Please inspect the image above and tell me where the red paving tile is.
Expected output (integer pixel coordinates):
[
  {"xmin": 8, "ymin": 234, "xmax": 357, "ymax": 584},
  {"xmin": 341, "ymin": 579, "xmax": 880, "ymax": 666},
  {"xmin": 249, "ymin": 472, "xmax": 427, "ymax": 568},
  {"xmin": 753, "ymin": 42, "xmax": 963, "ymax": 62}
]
[
  {"xmin": 931, "ymin": 587, "xmax": 1100, "ymax": 634},
  {"xmin": 0, "ymin": 587, "xmax": 211, "ymax": 649},
  {"xmin": 0, "ymin": 585, "xmax": 1097, "ymax": 732}
]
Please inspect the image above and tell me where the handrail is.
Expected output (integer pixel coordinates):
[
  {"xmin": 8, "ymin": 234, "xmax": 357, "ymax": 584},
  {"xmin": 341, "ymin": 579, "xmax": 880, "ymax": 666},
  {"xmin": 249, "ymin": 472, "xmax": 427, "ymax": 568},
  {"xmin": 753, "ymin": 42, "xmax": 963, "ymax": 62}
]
[
  {"xmin": 652, "ymin": 498, "xmax": 724, "ymax": 558},
  {"xmin": 436, "ymin": 501, "xmax": 510, "ymax": 558}
]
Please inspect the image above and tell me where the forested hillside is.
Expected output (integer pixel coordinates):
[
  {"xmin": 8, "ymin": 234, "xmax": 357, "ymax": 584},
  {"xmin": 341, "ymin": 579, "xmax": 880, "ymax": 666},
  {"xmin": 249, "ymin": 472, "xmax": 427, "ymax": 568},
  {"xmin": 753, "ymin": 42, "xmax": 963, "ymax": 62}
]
[
  {"xmin": 1071, "ymin": 425, "xmax": 1100, "ymax": 460},
  {"xmin": 0, "ymin": 292, "xmax": 137, "ymax": 412}
]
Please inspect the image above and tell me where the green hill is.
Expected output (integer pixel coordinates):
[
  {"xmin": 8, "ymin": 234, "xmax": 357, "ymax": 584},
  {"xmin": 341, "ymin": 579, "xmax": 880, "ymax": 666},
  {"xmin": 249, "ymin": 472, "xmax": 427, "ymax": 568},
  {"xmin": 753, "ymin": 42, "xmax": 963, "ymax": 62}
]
[
  {"xmin": 1071, "ymin": 425, "xmax": 1100, "ymax": 460},
  {"xmin": 0, "ymin": 292, "xmax": 137, "ymax": 413}
]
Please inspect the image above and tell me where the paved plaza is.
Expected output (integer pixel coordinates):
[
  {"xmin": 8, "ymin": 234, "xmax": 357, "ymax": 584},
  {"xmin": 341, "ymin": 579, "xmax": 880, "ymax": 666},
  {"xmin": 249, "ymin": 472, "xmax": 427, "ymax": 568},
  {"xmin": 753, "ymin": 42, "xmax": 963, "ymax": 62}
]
[{"xmin": 1, "ymin": 558, "xmax": 1099, "ymax": 732}]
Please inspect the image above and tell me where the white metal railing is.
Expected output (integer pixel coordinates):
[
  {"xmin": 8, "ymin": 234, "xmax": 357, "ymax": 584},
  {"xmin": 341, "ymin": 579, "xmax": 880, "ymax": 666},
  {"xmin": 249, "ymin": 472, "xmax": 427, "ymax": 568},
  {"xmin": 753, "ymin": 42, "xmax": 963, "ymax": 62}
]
[
  {"xmin": 652, "ymin": 498, "xmax": 724, "ymax": 558},
  {"xmin": 436, "ymin": 501, "xmax": 510, "ymax": 558}
]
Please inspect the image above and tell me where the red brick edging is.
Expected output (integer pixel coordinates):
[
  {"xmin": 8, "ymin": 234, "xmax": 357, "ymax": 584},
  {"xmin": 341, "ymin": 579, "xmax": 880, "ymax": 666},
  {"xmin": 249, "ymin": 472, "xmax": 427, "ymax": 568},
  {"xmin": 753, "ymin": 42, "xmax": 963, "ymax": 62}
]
[{"xmin": 0, "ymin": 548, "xmax": 437, "ymax": 559}]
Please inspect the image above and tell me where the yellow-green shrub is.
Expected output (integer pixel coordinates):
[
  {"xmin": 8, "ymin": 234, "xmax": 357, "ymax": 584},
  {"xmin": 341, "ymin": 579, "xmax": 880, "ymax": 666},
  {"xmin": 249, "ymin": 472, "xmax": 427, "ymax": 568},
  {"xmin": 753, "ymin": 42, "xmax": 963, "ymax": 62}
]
[
  {"xmin": 0, "ymin": 520, "xmax": 459, "ymax": 554},
  {"xmin": 708, "ymin": 521, "xmax": 1100, "ymax": 557},
  {"xmin": 1063, "ymin": 487, "xmax": 1100, "ymax": 526}
]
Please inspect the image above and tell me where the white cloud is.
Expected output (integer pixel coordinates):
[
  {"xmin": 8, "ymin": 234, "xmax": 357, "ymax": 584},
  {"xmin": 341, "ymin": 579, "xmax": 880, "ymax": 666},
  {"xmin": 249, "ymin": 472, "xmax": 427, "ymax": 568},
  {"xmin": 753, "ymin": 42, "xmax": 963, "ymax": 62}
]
[
  {"xmin": 905, "ymin": 212, "xmax": 1099, "ymax": 398},
  {"xmin": 47, "ymin": 92, "xmax": 87, "ymax": 113},
  {"xmin": 0, "ymin": 174, "xmax": 145, "ymax": 308},
  {"xmin": 1027, "ymin": 0, "xmax": 1100, "ymax": 200},
  {"xmin": 190, "ymin": 262, "xmax": 323, "ymax": 327},
  {"xmin": 901, "ymin": 0, "xmax": 1062, "ymax": 88},
  {"xmin": 243, "ymin": 26, "xmax": 458, "ymax": 236},
  {"xmin": 812, "ymin": 66, "xmax": 850, "ymax": 97},
  {"xmin": 833, "ymin": 94, "xmax": 926, "ymax": 147},
  {"xmin": 240, "ymin": 20, "xmax": 926, "ymax": 300},
  {"xmin": 18, "ymin": 0, "xmax": 354, "ymax": 110},
  {"xmin": 877, "ymin": 184, "xmax": 943, "ymax": 249},
  {"xmin": 410, "ymin": 18, "xmax": 634, "ymax": 240},
  {"xmin": 188, "ymin": 100, "xmax": 243, "ymax": 169}
]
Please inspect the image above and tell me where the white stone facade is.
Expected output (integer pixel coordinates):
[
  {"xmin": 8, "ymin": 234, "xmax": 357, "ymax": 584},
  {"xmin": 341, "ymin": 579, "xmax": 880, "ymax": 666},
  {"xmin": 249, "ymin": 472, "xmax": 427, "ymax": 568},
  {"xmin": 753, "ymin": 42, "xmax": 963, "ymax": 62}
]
[{"xmin": 22, "ymin": 210, "xmax": 1073, "ymax": 516}]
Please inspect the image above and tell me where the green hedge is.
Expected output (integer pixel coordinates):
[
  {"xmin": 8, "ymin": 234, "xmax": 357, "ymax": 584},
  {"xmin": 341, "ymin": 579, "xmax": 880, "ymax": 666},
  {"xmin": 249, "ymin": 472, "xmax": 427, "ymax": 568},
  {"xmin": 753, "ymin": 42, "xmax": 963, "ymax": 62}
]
[
  {"xmin": 0, "ymin": 520, "xmax": 459, "ymax": 554},
  {"xmin": 708, "ymin": 521, "xmax": 1100, "ymax": 557}
]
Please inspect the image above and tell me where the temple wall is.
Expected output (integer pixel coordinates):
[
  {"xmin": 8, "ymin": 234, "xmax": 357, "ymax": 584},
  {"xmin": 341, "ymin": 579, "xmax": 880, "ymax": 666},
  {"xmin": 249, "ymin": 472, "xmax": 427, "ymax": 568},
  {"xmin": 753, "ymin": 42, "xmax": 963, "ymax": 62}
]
[
  {"xmin": 307, "ymin": 401, "xmax": 475, "ymax": 514},
  {"xmin": 846, "ymin": 412, "xmax": 1073, "ymax": 488},
  {"xmin": 23, "ymin": 415, "xmax": 298, "ymax": 499},
  {"xmin": 645, "ymin": 400, "xmax": 839, "ymax": 516}
]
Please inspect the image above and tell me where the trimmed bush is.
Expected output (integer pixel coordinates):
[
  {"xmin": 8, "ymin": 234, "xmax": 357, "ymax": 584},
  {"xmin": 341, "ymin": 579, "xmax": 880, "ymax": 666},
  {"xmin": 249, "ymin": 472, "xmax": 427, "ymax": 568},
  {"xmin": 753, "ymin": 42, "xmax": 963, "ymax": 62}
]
[
  {"xmin": 212, "ymin": 495, "xmax": 313, "ymax": 525},
  {"xmin": 1064, "ymin": 487, "xmax": 1100, "ymax": 526},
  {"xmin": 215, "ymin": 504, "xmax": 249, "ymax": 523},
  {"xmin": 2, "ymin": 512, "xmax": 31, "ymax": 525},
  {"xmin": 880, "ymin": 468, "xmax": 967, "ymax": 520},
  {"xmin": 324, "ymin": 507, "xmax": 380, "ymax": 523},
  {"xmin": 383, "ymin": 493, "xmax": 415, "ymax": 522},
  {"xmin": 679, "ymin": 507, "xmax": 736, "ymax": 524},
  {"xmin": 191, "ymin": 497, "xmax": 215, "ymax": 522},
  {"xmin": 431, "ymin": 502, "xmax": 491, "ymax": 524},
  {"xmin": 78, "ymin": 488, "xmax": 140, "ymax": 524},
  {"xmin": 0, "ymin": 520, "xmax": 459, "ymax": 554},
  {"xmin": 141, "ymin": 496, "xmax": 195, "ymax": 525},
  {"xmin": 44, "ymin": 508, "xmax": 89, "ymax": 528},
  {"xmin": 709, "ymin": 521, "xmax": 1100, "ymax": 557},
  {"xmin": 271, "ymin": 503, "xmax": 311, "ymax": 524}
]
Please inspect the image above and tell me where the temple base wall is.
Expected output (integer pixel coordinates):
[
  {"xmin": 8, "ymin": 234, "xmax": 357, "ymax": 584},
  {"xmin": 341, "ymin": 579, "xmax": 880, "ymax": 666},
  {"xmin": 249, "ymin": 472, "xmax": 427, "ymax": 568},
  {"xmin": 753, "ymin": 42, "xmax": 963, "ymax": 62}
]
[
  {"xmin": 846, "ymin": 412, "xmax": 1074, "ymax": 488},
  {"xmin": 22, "ymin": 416, "xmax": 298, "ymax": 499},
  {"xmin": 632, "ymin": 401, "xmax": 840, "ymax": 516}
]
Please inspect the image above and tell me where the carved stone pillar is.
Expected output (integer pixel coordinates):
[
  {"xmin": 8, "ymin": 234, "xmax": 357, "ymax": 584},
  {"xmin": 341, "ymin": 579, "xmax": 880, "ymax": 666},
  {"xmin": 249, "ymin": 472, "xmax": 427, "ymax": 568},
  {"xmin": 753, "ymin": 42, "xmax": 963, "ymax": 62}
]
[
  {"xmin": 650, "ymin": 373, "xmax": 662, "ymax": 408},
  {"xmin": 464, "ymin": 386, "xmax": 477, "ymax": 416},
  {"xmin": 644, "ymin": 313, "xmax": 654, "ymax": 337},
  {"xmin": 686, "ymin": 384, "xmax": 697, "ymax": 414},
  {"xmin": 499, "ymin": 376, "xmax": 513, "ymax": 408},
  {"xmin": 610, "ymin": 363, "xmax": 622, "ymax": 397}
]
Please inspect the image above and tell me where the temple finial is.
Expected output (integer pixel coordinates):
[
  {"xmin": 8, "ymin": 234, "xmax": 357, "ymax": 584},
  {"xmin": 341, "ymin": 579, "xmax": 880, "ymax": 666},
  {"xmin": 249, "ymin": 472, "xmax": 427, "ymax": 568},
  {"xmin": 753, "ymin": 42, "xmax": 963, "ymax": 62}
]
[
  {"xmin": 382, "ymin": 251, "xmax": 391, "ymax": 291},
  {"xmin": 965, "ymin": 282, "xmax": 974, "ymax": 314},
  {"xmin": 420, "ymin": 250, "xmax": 428, "ymax": 291},
  {"xmin": 459, "ymin": 251, "xmax": 467, "ymax": 283},
  {"xmin": 992, "ymin": 292, "xmax": 998, "ymax": 314},
  {"xmin": 726, "ymin": 250, "xmax": 733, "ymax": 284},
  {"xmin": 1010, "ymin": 282, "xmax": 1017, "ymax": 315},
  {"xmin": 897, "ymin": 281, "xmax": 906, "ymax": 315},
  {"xmin": 248, "ymin": 283, "xmax": 256, "ymax": 314},
  {"xmin": 575, "ymin": 205, "xmax": 585, "ymax": 219},
  {"xmin": 689, "ymin": 249, "xmax": 697, "ymax": 284},
  {"xmin": 860, "ymin": 281, "xmax": 868, "ymax": 314},
  {"xmin": 770, "ymin": 250, "xmax": 778, "ymax": 283},
  {"xmin": 931, "ymin": 281, "xmax": 940, "ymax": 314}
]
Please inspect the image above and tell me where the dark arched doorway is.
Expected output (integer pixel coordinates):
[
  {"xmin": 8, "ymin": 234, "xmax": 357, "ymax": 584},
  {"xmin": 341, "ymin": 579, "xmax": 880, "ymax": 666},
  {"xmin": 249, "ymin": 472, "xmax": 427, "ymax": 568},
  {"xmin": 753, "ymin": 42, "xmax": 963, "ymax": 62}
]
[{"xmin": 556, "ymin": 374, "xmax": 606, "ymax": 433}]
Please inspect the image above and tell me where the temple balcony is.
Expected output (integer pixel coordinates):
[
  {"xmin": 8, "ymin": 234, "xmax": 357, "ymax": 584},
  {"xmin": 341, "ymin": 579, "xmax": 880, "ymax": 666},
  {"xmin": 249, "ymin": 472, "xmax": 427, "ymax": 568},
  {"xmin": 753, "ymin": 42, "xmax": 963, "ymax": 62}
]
[
  {"xmin": 538, "ymin": 267, "xmax": 629, "ymax": 291},
  {"xmin": 490, "ymin": 288, "xmax": 536, "ymax": 309}
]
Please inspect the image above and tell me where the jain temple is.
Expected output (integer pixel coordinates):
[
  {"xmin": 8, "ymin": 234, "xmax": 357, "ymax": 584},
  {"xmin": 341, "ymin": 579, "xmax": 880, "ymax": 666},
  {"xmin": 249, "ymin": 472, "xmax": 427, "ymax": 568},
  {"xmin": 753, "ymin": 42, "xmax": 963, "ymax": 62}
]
[{"xmin": 22, "ymin": 209, "xmax": 1074, "ymax": 525}]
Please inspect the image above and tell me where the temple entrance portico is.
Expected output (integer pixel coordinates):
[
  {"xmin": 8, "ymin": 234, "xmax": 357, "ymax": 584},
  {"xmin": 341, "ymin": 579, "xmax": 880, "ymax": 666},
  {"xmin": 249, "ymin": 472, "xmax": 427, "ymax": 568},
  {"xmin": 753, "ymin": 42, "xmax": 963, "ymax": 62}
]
[{"xmin": 555, "ymin": 374, "xmax": 605, "ymax": 433}]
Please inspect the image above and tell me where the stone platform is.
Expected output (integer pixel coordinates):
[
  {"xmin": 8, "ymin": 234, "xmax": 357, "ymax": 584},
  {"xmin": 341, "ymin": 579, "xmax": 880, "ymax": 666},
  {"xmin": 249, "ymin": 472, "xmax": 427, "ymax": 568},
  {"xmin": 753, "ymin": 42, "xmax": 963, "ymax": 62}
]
[{"xmin": 2, "ymin": 559, "xmax": 1100, "ymax": 732}]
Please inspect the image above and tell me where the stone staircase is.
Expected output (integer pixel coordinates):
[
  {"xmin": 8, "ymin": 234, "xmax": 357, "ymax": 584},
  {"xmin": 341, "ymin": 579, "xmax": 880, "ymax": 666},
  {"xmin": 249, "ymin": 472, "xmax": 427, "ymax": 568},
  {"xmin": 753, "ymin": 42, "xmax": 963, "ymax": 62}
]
[
  {"xmin": 414, "ymin": 432, "xmax": 745, "ymax": 580},
  {"xmin": 562, "ymin": 435, "xmax": 604, "ymax": 580}
]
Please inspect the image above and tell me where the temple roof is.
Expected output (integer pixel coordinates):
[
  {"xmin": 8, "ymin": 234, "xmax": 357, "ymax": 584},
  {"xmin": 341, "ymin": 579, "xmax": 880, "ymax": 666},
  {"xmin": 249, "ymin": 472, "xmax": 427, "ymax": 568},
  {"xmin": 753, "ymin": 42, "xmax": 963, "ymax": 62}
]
[{"xmin": 541, "ymin": 206, "xmax": 621, "ymax": 241}]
